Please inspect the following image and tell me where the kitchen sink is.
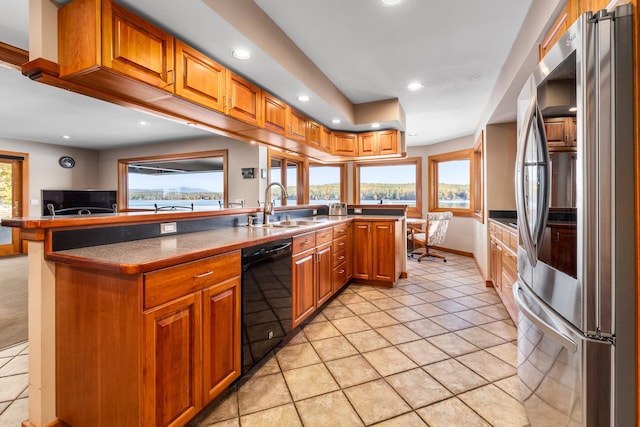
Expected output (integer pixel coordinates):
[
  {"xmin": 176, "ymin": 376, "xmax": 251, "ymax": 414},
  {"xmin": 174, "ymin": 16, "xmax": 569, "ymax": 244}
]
[
  {"xmin": 272, "ymin": 219, "xmax": 324, "ymax": 226},
  {"xmin": 249, "ymin": 223, "xmax": 303, "ymax": 229}
]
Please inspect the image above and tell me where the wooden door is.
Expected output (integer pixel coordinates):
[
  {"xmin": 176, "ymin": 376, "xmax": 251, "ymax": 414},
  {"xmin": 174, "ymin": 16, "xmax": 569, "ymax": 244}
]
[
  {"xmin": 358, "ymin": 132, "xmax": 377, "ymax": 156},
  {"xmin": 144, "ymin": 293, "xmax": 202, "ymax": 427},
  {"xmin": 352, "ymin": 222, "xmax": 372, "ymax": 280},
  {"xmin": 288, "ymin": 109, "xmax": 308, "ymax": 142},
  {"xmin": 0, "ymin": 155, "xmax": 23, "ymax": 255},
  {"xmin": 371, "ymin": 222, "xmax": 395, "ymax": 281},
  {"xmin": 332, "ymin": 132, "xmax": 358, "ymax": 156},
  {"xmin": 202, "ymin": 277, "xmax": 241, "ymax": 403},
  {"xmin": 263, "ymin": 92, "xmax": 288, "ymax": 135},
  {"xmin": 315, "ymin": 243, "xmax": 333, "ymax": 306},
  {"xmin": 292, "ymin": 249, "xmax": 316, "ymax": 328},
  {"xmin": 174, "ymin": 41, "xmax": 226, "ymax": 112},
  {"xmin": 377, "ymin": 130, "xmax": 398, "ymax": 155},
  {"xmin": 226, "ymin": 72, "xmax": 261, "ymax": 126},
  {"xmin": 102, "ymin": 0, "xmax": 174, "ymax": 90}
]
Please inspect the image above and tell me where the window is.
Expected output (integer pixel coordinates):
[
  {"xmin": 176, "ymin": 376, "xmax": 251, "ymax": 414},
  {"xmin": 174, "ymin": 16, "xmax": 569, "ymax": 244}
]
[
  {"xmin": 118, "ymin": 150, "xmax": 227, "ymax": 211},
  {"xmin": 428, "ymin": 149, "xmax": 474, "ymax": 216},
  {"xmin": 354, "ymin": 158, "xmax": 422, "ymax": 218},
  {"xmin": 472, "ymin": 131, "xmax": 484, "ymax": 222},
  {"xmin": 308, "ymin": 163, "xmax": 346, "ymax": 203},
  {"xmin": 268, "ymin": 151, "xmax": 304, "ymax": 206}
]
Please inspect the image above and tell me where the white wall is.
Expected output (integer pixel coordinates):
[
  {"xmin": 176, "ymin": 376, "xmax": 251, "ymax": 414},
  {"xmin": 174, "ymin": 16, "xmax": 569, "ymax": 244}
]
[
  {"xmin": 0, "ymin": 137, "xmax": 100, "ymax": 216},
  {"xmin": 97, "ymin": 135, "xmax": 263, "ymax": 208},
  {"xmin": 406, "ymin": 135, "xmax": 476, "ymax": 255}
]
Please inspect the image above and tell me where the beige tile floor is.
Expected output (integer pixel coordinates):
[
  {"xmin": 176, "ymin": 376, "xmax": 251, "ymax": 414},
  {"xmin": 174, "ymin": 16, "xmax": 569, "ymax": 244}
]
[
  {"xmin": 0, "ymin": 253, "xmax": 529, "ymax": 427},
  {"xmin": 190, "ymin": 254, "xmax": 529, "ymax": 427}
]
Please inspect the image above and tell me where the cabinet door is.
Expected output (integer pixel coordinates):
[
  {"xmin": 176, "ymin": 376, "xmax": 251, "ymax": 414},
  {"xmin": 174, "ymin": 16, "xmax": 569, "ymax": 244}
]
[
  {"xmin": 321, "ymin": 127, "xmax": 332, "ymax": 152},
  {"xmin": 144, "ymin": 293, "xmax": 202, "ymax": 427},
  {"xmin": 292, "ymin": 250, "xmax": 316, "ymax": 328},
  {"xmin": 316, "ymin": 243, "xmax": 333, "ymax": 307},
  {"xmin": 352, "ymin": 222, "xmax": 372, "ymax": 280},
  {"xmin": 202, "ymin": 277, "xmax": 241, "ymax": 403},
  {"xmin": 538, "ymin": 2, "xmax": 571, "ymax": 60},
  {"xmin": 226, "ymin": 72, "xmax": 261, "ymax": 126},
  {"xmin": 308, "ymin": 120, "xmax": 322, "ymax": 149},
  {"xmin": 174, "ymin": 40, "xmax": 225, "ymax": 112},
  {"xmin": 263, "ymin": 92, "xmax": 288, "ymax": 135},
  {"xmin": 332, "ymin": 132, "xmax": 358, "ymax": 156},
  {"xmin": 544, "ymin": 118, "xmax": 569, "ymax": 147},
  {"xmin": 358, "ymin": 132, "xmax": 377, "ymax": 156},
  {"xmin": 377, "ymin": 130, "xmax": 398, "ymax": 155},
  {"xmin": 288, "ymin": 108, "xmax": 308, "ymax": 142},
  {"xmin": 103, "ymin": 0, "xmax": 174, "ymax": 90},
  {"xmin": 371, "ymin": 222, "xmax": 395, "ymax": 281}
]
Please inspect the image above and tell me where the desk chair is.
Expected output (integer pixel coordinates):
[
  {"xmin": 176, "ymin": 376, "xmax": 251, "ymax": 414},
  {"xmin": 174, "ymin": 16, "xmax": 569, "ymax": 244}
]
[{"xmin": 408, "ymin": 211, "xmax": 452, "ymax": 262}]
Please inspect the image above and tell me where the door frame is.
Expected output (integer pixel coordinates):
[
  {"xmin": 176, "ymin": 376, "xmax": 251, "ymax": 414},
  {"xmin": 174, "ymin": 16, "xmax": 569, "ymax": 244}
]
[{"xmin": 0, "ymin": 150, "xmax": 29, "ymax": 255}]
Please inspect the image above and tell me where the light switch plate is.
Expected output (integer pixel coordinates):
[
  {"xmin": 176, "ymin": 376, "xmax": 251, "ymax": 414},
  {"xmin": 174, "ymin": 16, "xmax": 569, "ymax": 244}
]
[
  {"xmin": 354, "ymin": 208, "xmax": 362, "ymax": 214},
  {"xmin": 160, "ymin": 222, "xmax": 177, "ymax": 234}
]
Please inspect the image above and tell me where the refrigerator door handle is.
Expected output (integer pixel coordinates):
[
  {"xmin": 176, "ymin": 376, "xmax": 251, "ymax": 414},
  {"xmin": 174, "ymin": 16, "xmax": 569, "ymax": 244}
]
[
  {"xmin": 515, "ymin": 96, "xmax": 539, "ymax": 266},
  {"xmin": 513, "ymin": 281, "xmax": 578, "ymax": 352}
]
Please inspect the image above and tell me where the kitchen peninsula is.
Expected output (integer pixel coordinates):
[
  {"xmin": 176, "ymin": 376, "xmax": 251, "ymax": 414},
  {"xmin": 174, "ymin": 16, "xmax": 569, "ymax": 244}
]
[{"xmin": 4, "ymin": 204, "xmax": 406, "ymax": 427}]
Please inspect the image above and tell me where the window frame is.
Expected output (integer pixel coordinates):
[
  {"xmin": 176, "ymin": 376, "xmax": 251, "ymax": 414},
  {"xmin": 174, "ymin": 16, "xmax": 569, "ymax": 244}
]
[
  {"xmin": 117, "ymin": 150, "xmax": 228, "ymax": 211},
  {"xmin": 307, "ymin": 162, "xmax": 347, "ymax": 204},
  {"xmin": 353, "ymin": 157, "xmax": 422, "ymax": 218},
  {"xmin": 428, "ymin": 148, "xmax": 474, "ymax": 217},
  {"xmin": 267, "ymin": 150, "xmax": 306, "ymax": 206},
  {"xmin": 473, "ymin": 131, "xmax": 484, "ymax": 223}
]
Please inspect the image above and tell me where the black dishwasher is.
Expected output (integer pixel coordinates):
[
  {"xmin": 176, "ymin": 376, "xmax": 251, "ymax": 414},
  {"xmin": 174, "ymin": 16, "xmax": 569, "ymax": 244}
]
[{"xmin": 241, "ymin": 238, "xmax": 292, "ymax": 373}]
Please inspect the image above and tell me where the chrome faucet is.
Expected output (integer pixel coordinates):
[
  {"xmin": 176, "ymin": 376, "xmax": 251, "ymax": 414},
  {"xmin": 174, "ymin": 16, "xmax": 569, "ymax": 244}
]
[{"xmin": 263, "ymin": 182, "xmax": 288, "ymax": 225}]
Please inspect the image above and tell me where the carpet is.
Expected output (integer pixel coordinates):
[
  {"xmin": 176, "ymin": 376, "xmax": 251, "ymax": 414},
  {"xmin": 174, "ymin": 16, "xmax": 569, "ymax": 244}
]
[{"xmin": 0, "ymin": 254, "xmax": 28, "ymax": 349}]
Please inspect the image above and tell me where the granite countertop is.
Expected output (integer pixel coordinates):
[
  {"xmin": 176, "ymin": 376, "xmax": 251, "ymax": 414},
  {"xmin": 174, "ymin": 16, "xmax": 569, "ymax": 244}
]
[
  {"xmin": 490, "ymin": 218, "xmax": 518, "ymax": 230},
  {"xmin": 47, "ymin": 215, "xmax": 404, "ymax": 274}
]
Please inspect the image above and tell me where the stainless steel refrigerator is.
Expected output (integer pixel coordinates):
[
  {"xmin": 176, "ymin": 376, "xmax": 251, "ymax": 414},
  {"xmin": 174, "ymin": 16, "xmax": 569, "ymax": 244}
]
[{"xmin": 513, "ymin": 5, "xmax": 635, "ymax": 426}]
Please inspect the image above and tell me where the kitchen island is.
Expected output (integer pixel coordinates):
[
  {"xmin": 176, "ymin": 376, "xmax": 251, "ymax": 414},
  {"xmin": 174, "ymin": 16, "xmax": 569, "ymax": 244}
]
[{"xmin": 4, "ymin": 205, "xmax": 407, "ymax": 427}]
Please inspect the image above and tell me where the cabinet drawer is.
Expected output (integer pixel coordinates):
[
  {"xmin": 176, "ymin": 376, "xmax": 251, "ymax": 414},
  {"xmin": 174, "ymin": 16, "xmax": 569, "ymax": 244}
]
[
  {"xmin": 333, "ymin": 262, "xmax": 349, "ymax": 289},
  {"xmin": 333, "ymin": 248, "xmax": 348, "ymax": 268},
  {"xmin": 316, "ymin": 228, "xmax": 333, "ymax": 245},
  {"xmin": 502, "ymin": 249, "xmax": 517, "ymax": 284},
  {"xmin": 333, "ymin": 223, "xmax": 349, "ymax": 238},
  {"xmin": 144, "ymin": 251, "xmax": 240, "ymax": 309},
  {"xmin": 293, "ymin": 232, "xmax": 316, "ymax": 254},
  {"xmin": 333, "ymin": 235, "xmax": 348, "ymax": 252}
]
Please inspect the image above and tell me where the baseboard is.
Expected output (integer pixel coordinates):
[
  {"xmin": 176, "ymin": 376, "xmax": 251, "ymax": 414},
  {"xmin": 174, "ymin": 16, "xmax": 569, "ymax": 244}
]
[{"xmin": 431, "ymin": 246, "xmax": 473, "ymax": 258}]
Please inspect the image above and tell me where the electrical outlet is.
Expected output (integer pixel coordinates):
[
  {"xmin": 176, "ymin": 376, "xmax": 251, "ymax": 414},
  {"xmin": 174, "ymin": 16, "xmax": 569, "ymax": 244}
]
[
  {"xmin": 312, "ymin": 209, "xmax": 317, "ymax": 215},
  {"xmin": 354, "ymin": 208, "xmax": 362, "ymax": 214},
  {"xmin": 160, "ymin": 222, "xmax": 177, "ymax": 234}
]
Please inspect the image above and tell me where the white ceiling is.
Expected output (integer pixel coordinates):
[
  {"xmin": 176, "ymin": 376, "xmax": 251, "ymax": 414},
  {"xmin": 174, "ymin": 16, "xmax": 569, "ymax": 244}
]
[{"xmin": 0, "ymin": 0, "xmax": 542, "ymax": 151}]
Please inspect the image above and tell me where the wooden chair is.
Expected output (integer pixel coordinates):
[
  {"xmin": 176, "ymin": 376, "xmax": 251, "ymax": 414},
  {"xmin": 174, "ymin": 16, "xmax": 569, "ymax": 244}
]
[{"xmin": 408, "ymin": 211, "xmax": 452, "ymax": 262}]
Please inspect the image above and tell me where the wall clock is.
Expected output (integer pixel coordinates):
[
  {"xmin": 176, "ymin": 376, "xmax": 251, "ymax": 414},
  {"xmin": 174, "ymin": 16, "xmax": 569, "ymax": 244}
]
[{"xmin": 58, "ymin": 156, "xmax": 76, "ymax": 169}]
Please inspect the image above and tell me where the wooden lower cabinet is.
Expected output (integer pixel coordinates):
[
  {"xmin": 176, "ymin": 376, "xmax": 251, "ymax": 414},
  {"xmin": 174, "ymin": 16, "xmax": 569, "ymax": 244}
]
[
  {"xmin": 144, "ymin": 293, "xmax": 203, "ymax": 427},
  {"xmin": 488, "ymin": 220, "xmax": 518, "ymax": 322},
  {"xmin": 56, "ymin": 251, "xmax": 241, "ymax": 427},
  {"xmin": 291, "ymin": 229, "xmax": 334, "ymax": 328},
  {"xmin": 352, "ymin": 220, "xmax": 402, "ymax": 287}
]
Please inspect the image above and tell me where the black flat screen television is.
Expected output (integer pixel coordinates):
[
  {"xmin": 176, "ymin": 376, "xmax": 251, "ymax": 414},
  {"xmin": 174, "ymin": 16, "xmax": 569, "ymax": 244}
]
[{"xmin": 42, "ymin": 190, "xmax": 117, "ymax": 216}]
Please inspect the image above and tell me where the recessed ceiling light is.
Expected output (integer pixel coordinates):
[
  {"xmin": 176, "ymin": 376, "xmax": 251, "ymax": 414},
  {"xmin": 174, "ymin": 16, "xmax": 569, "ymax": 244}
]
[
  {"xmin": 408, "ymin": 132, "xmax": 418, "ymax": 137},
  {"xmin": 331, "ymin": 119, "xmax": 341, "ymax": 124},
  {"xmin": 371, "ymin": 123, "xmax": 381, "ymax": 129},
  {"xmin": 61, "ymin": 135, "xmax": 71, "ymax": 139},
  {"xmin": 297, "ymin": 95, "xmax": 311, "ymax": 102},
  {"xmin": 568, "ymin": 106, "xmax": 578, "ymax": 112},
  {"xmin": 232, "ymin": 49, "xmax": 252, "ymax": 60},
  {"xmin": 379, "ymin": 0, "xmax": 405, "ymax": 6},
  {"xmin": 407, "ymin": 82, "xmax": 423, "ymax": 91},
  {"xmin": 136, "ymin": 121, "xmax": 150, "ymax": 127}
]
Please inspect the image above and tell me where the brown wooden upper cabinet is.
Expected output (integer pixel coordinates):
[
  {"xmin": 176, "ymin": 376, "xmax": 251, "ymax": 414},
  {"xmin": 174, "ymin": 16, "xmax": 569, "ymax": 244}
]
[
  {"xmin": 357, "ymin": 130, "xmax": 399, "ymax": 156},
  {"xmin": 539, "ymin": 0, "xmax": 617, "ymax": 60},
  {"xmin": 308, "ymin": 121, "xmax": 332, "ymax": 153},
  {"xmin": 225, "ymin": 72, "xmax": 262, "ymax": 127},
  {"xmin": 332, "ymin": 132, "xmax": 358, "ymax": 156},
  {"xmin": 262, "ymin": 92, "xmax": 288, "ymax": 135},
  {"xmin": 59, "ymin": 0, "xmax": 175, "ymax": 98},
  {"xmin": 544, "ymin": 117, "xmax": 576, "ymax": 147},
  {"xmin": 174, "ymin": 40, "xmax": 226, "ymax": 112},
  {"xmin": 287, "ymin": 108, "xmax": 309, "ymax": 143}
]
